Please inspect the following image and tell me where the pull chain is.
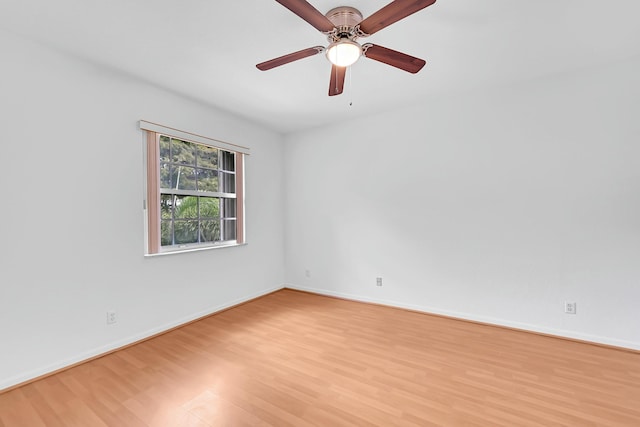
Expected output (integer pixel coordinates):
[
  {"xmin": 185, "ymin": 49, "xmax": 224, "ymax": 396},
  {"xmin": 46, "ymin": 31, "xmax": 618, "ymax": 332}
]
[{"xmin": 348, "ymin": 66, "xmax": 353, "ymax": 107}]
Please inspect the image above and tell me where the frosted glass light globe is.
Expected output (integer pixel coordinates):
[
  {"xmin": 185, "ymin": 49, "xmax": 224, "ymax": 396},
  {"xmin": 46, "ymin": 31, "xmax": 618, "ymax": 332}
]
[{"xmin": 326, "ymin": 40, "xmax": 362, "ymax": 67}]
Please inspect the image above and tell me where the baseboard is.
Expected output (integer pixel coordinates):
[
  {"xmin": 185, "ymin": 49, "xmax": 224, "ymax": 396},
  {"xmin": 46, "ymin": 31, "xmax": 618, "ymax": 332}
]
[
  {"xmin": 0, "ymin": 285, "xmax": 285, "ymax": 393},
  {"xmin": 4, "ymin": 283, "xmax": 637, "ymax": 393},
  {"xmin": 284, "ymin": 284, "xmax": 640, "ymax": 353}
]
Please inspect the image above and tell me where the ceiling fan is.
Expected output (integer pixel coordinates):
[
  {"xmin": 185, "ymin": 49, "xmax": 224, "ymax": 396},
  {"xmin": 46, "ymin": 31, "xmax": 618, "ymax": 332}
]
[{"xmin": 256, "ymin": 0, "xmax": 437, "ymax": 96}]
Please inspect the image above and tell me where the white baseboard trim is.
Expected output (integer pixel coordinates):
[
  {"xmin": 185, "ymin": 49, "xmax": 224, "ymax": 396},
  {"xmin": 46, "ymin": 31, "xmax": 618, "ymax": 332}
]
[
  {"xmin": 284, "ymin": 284, "xmax": 640, "ymax": 352},
  {"xmin": 4, "ymin": 283, "xmax": 637, "ymax": 391},
  {"xmin": 1, "ymin": 285, "xmax": 285, "ymax": 392}
]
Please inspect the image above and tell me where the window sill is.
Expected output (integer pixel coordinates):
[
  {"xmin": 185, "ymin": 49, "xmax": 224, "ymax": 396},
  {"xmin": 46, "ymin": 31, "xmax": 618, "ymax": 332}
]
[{"xmin": 145, "ymin": 242, "xmax": 247, "ymax": 257}]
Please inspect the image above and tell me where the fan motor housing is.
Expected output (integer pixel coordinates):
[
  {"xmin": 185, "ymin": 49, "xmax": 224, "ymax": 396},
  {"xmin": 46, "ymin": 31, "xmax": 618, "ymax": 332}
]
[{"xmin": 325, "ymin": 6, "xmax": 363, "ymax": 40}]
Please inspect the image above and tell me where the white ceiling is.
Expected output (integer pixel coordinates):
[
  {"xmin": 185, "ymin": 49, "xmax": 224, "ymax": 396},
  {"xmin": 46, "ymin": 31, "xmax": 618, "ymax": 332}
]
[{"xmin": 2, "ymin": 0, "xmax": 640, "ymax": 133}]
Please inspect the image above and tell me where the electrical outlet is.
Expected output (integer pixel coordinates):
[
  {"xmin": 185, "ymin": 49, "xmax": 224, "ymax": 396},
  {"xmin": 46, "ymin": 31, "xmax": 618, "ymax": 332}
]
[
  {"xmin": 305, "ymin": 269, "xmax": 311, "ymax": 278},
  {"xmin": 107, "ymin": 311, "xmax": 117, "ymax": 324},
  {"xmin": 376, "ymin": 277, "xmax": 383, "ymax": 287},
  {"xmin": 564, "ymin": 302, "xmax": 576, "ymax": 315}
]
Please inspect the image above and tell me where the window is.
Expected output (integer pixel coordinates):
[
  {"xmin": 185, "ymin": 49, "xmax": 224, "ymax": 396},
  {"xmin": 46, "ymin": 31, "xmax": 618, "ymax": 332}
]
[{"xmin": 140, "ymin": 121, "xmax": 248, "ymax": 255}]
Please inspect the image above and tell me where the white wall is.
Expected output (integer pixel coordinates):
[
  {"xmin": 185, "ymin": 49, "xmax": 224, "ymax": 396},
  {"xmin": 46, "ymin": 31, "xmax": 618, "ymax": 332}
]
[
  {"xmin": 1, "ymin": 27, "xmax": 638, "ymax": 392},
  {"xmin": 0, "ymin": 31, "xmax": 286, "ymax": 389},
  {"xmin": 284, "ymin": 56, "xmax": 640, "ymax": 350}
]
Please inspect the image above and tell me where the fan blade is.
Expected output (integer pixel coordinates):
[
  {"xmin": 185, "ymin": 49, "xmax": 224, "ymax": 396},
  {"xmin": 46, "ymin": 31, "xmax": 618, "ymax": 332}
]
[
  {"xmin": 257, "ymin": 46, "xmax": 324, "ymax": 71},
  {"xmin": 329, "ymin": 65, "xmax": 346, "ymax": 96},
  {"xmin": 363, "ymin": 44, "xmax": 426, "ymax": 74},
  {"xmin": 358, "ymin": 0, "xmax": 436, "ymax": 36},
  {"xmin": 275, "ymin": 0, "xmax": 336, "ymax": 33}
]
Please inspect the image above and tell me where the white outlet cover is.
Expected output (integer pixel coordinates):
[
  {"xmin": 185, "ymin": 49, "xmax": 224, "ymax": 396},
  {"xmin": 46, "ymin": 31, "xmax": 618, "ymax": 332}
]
[
  {"xmin": 564, "ymin": 302, "xmax": 577, "ymax": 314},
  {"xmin": 107, "ymin": 311, "xmax": 117, "ymax": 324}
]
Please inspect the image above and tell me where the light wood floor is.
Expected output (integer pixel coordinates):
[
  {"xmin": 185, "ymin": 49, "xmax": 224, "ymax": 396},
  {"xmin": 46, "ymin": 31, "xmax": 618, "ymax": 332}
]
[{"xmin": 1, "ymin": 289, "xmax": 639, "ymax": 426}]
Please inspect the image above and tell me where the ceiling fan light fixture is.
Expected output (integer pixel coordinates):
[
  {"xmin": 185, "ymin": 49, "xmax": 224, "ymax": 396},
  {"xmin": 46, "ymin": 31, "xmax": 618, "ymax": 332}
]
[
  {"xmin": 256, "ymin": 0, "xmax": 437, "ymax": 96},
  {"xmin": 326, "ymin": 39, "xmax": 361, "ymax": 67}
]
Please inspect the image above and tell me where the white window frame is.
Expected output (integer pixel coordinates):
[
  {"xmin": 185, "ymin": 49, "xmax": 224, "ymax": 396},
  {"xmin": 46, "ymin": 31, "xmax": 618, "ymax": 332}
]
[{"xmin": 140, "ymin": 121, "xmax": 248, "ymax": 255}]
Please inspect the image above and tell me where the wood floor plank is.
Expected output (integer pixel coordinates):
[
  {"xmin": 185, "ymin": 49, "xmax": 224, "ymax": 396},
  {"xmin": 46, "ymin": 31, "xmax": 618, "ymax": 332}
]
[{"xmin": 1, "ymin": 289, "xmax": 639, "ymax": 426}]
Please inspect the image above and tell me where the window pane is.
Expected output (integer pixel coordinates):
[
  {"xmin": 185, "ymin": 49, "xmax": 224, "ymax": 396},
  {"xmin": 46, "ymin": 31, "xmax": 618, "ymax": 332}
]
[
  {"xmin": 197, "ymin": 145, "xmax": 218, "ymax": 169},
  {"xmin": 160, "ymin": 194, "xmax": 174, "ymax": 220},
  {"xmin": 160, "ymin": 163, "xmax": 172, "ymax": 189},
  {"xmin": 154, "ymin": 134, "xmax": 241, "ymax": 251},
  {"xmin": 171, "ymin": 166, "xmax": 196, "ymax": 190},
  {"xmin": 174, "ymin": 195, "xmax": 198, "ymax": 219},
  {"xmin": 222, "ymin": 198, "xmax": 236, "ymax": 218},
  {"xmin": 161, "ymin": 220, "xmax": 173, "ymax": 246},
  {"xmin": 221, "ymin": 172, "xmax": 235, "ymax": 194},
  {"xmin": 222, "ymin": 219, "xmax": 237, "ymax": 241},
  {"xmin": 171, "ymin": 138, "xmax": 195, "ymax": 166},
  {"xmin": 199, "ymin": 197, "xmax": 220, "ymax": 219},
  {"xmin": 200, "ymin": 220, "xmax": 220, "ymax": 242},
  {"xmin": 174, "ymin": 220, "xmax": 198, "ymax": 244},
  {"xmin": 221, "ymin": 151, "xmax": 235, "ymax": 171},
  {"xmin": 159, "ymin": 136, "xmax": 171, "ymax": 163},
  {"xmin": 197, "ymin": 169, "xmax": 219, "ymax": 192}
]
